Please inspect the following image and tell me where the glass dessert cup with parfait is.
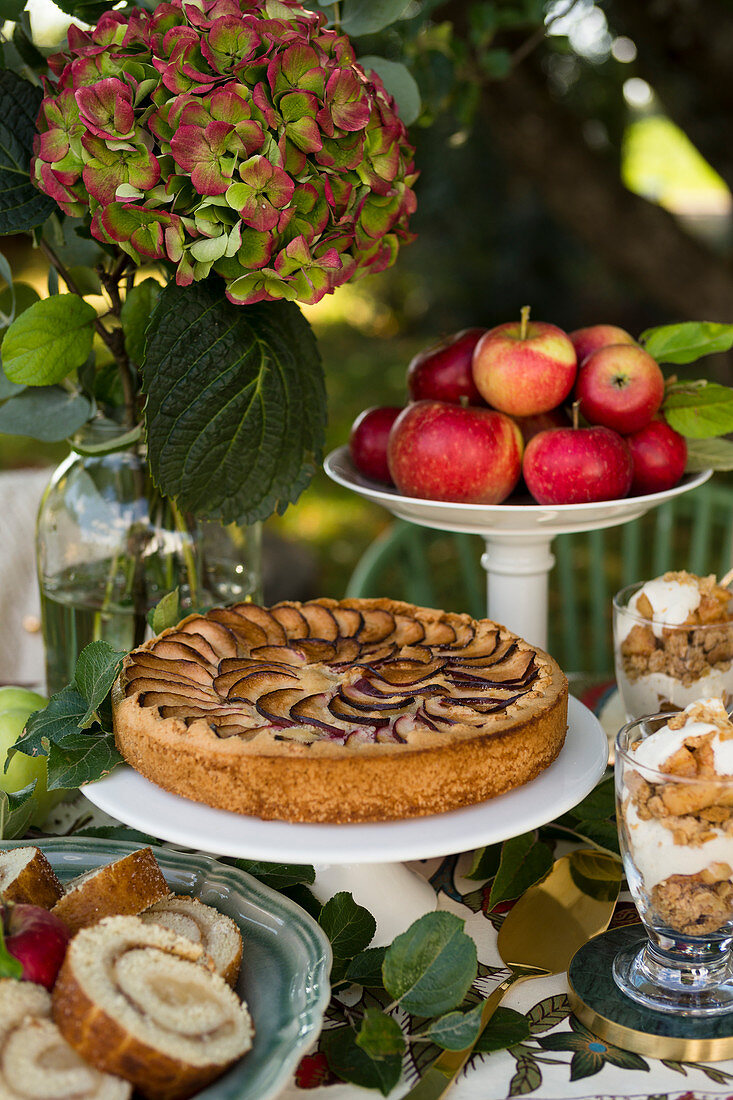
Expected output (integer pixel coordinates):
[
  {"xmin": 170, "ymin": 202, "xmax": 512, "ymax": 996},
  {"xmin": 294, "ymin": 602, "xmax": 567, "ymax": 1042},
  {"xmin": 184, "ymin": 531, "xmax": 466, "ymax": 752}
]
[
  {"xmin": 613, "ymin": 572, "xmax": 733, "ymax": 722},
  {"xmin": 615, "ymin": 700, "xmax": 733, "ymax": 1015}
]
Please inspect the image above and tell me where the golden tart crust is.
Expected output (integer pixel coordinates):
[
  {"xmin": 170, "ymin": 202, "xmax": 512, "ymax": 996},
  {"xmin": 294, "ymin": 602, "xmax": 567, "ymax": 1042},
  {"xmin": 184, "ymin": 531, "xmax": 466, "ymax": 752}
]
[{"xmin": 113, "ymin": 597, "xmax": 568, "ymax": 823}]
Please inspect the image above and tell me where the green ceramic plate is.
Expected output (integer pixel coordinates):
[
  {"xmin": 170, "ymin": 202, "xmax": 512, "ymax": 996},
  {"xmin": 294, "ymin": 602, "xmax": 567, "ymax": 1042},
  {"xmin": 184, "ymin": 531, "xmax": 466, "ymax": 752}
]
[{"xmin": 4, "ymin": 837, "xmax": 331, "ymax": 1100}]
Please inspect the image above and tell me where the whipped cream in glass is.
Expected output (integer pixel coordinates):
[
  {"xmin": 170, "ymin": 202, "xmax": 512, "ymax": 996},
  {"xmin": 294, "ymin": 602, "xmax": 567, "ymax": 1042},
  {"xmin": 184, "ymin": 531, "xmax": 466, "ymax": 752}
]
[
  {"xmin": 614, "ymin": 699, "xmax": 733, "ymax": 1014},
  {"xmin": 613, "ymin": 571, "xmax": 733, "ymax": 720}
]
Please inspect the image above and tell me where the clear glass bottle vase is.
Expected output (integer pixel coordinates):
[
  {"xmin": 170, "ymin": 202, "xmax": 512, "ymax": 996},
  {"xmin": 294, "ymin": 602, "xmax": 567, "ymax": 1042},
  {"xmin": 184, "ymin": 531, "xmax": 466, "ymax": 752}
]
[{"xmin": 36, "ymin": 425, "xmax": 262, "ymax": 695}]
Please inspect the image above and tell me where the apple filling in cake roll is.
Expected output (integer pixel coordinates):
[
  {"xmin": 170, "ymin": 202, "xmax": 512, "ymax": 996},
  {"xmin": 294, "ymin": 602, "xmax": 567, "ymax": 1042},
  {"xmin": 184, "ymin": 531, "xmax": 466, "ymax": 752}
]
[
  {"xmin": 139, "ymin": 895, "xmax": 243, "ymax": 986},
  {"xmin": 0, "ymin": 980, "xmax": 131, "ymax": 1099},
  {"xmin": 52, "ymin": 916, "xmax": 254, "ymax": 1100}
]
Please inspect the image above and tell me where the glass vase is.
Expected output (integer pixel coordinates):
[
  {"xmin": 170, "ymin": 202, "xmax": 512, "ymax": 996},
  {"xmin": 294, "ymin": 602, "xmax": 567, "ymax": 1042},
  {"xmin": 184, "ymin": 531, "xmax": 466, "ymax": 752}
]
[{"xmin": 36, "ymin": 425, "xmax": 262, "ymax": 695}]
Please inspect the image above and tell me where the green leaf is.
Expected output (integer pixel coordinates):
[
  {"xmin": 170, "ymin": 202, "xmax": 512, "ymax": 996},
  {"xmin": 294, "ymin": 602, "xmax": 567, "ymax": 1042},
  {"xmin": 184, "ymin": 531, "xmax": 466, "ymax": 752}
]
[
  {"xmin": 686, "ymin": 437, "xmax": 733, "ymax": 471},
  {"xmin": 341, "ymin": 0, "xmax": 411, "ymax": 35},
  {"xmin": 142, "ymin": 280, "xmax": 326, "ymax": 525},
  {"xmin": 121, "ymin": 277, "xmax": 161, "ymax": 366},
  {"xmin": 424, "ymin": 1002, "xmax": 485, "ymax": 1050},
  {"xmin": 567, "ymin": 775, "xmax": 615, "ymax": 821},
  {"xmin": 570, "ymin": 819, "xmax": 621, "ymax": 853},
  {"xmin": 664, "ymin": 381, "xmax": 733, "ymax": 438},
  {"xmin": 0, "ymin": 282, "xmax": 40, "ymax": 327},
  {"xmin": 0, "ymin": 360, "xmax": 24, "ymax": 400},
  {"xmin": 67, "ymin": 266, "xmax": 101, "ymax": 297},
  {"xmin": 46, "ymin": 731, "xmax": 122, "ymax": 790},
  {"xmin": 480, "ymin": 48, "xmax": 513, "ymax": 79},
  {"xmin": 489, "ymin": 833, "xmax": 553, "ymax": 909},
  {"xmin": 0, "ymin": 70, "xmax": 56, "ymax": 234},
  {"xmin": 319, "ymin": 892, "xmax": 376, "ymax": 961},
  {"xmin": 73, "ymin": 641, "xmax": 126, "ymax": 728},
  {"xmin": 471, "ymin": 1007, "xmax": 528, "ymax": 1051},
  {"xmin": 2, "ymin": 295, "xmax": 97, "ymax": 385},
  {"xmin": 147, "ymin": 588, "xmax": 181, "ymax": 634},
  {"xmin": 508, "ymin": 1050, "xmax": 542, "ymax": 1095},
  {"xmin": 51, "ymin": 0, "xmax": 117, "ymax": 20},
  {"xmin": 358, "ymin": 56, "xmax": 421, "ymax": 124},
  {"xmin": 14, "ymin": 687, "xmax": 88, "ymax": 760},
  {"xmin": 526, "ymin": 994, "xmax": 570, "ymax": 1035},
  {"xmin": 0, "ymin": 386, "xmax": 91, "ymax": 441},
  {"xmin": 322, "ymin": 1026, "xmax": 402, "ymax": 1097},
  {"xmin": 464, "ymin": 842, "xmax": 502, "ymax": 881},
  {"xmin": 641, "ymin": 322, "xmax": 733, "ymax": 364},
  {"xmin": 382, "ymin": 911, "xmax": 477, "ymax": 1017},
  {"xmin": 0, "ymin": 0, "xmax": 27, "ymax": 20},
  {"xmin": 345, "ymin": 946, "xmax": 387, "ymax": 988},
  {"xmin": 0, "ymin": 782, "xmax": 37, "ymax": 841},
  {"xmin": 0, "ymin": 920, "xmax": 23, "ymax": 980},
  {"xmin": 356, "ymin": 1008, "xmax": 405, "ymax": 1060},
  {"xmin": 233, "ymin": 860, "xmax": 316, "ymax": 889}
]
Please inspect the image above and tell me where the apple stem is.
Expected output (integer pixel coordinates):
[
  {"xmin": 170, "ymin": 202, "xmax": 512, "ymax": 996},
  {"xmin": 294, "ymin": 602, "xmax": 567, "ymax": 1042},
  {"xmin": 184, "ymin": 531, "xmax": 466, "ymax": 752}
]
[
  {"xmin": 519, "ymin": 305, "xmax": 530, "ymax": 341},
  {"xmin": 572, "ymin": 400, "xmax": 580, "ymax": 430}
]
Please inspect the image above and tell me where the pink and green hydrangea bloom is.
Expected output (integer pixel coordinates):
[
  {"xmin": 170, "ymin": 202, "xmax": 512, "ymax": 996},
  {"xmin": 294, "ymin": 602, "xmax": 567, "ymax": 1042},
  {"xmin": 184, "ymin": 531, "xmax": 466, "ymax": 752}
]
[{"xmin": 32, "ymin": 0, "xmax": 416, "ymax": 306}]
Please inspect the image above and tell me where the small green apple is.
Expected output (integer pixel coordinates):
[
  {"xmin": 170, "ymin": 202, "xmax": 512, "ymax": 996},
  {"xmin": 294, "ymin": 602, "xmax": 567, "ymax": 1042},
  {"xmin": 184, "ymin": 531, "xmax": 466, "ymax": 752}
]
[{"xmin": 0, "ymin": 690, "xmax": 69, "ymax": 827}]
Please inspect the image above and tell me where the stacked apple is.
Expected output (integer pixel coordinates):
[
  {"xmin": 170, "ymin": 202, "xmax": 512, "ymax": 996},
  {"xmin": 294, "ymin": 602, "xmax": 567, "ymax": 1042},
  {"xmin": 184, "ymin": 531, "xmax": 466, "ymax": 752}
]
[{"xmin": 349, "ymin": 309, "xmax": 688, "ymax": 505}]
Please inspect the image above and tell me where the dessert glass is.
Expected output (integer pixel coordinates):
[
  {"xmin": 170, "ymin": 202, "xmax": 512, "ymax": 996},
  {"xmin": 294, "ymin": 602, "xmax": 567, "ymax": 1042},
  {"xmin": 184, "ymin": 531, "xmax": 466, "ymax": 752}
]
[
  {"xmin": 613, "ymin": 580, "xmax": 733, "ymax": 721},
  {"xmin": 614, "ymin": 712, "xmax": 733, "ymax": 1014}
]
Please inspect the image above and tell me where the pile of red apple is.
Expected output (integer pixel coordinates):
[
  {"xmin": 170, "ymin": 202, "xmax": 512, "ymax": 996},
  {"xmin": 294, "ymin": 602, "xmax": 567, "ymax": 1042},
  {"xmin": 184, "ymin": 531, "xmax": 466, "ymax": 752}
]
[{"xmin": 349, "ymin": 308, "xmax": 688, "ymax": 506}]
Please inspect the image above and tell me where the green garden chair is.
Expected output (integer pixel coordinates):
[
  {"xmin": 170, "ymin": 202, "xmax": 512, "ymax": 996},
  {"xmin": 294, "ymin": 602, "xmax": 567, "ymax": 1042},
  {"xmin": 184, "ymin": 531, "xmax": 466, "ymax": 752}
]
[{"xmin": 345, "ymin": 481, "xmax": 733, "ymax": 676}]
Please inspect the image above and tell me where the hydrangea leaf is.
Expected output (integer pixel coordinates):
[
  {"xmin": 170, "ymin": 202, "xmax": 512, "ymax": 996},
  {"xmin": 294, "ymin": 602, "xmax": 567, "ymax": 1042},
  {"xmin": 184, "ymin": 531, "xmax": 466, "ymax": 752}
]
[
  {"xmin": 340, "ymin": 0, "xmax": 412, "ymax": 35},
  {"xmin": 142, "ymin": 278, "xmax": 325, "ymax": 523},
  {"xmin": 2, "ymin": 295, "xmax": 97, "ymax": 385},
  {"xmin": 0, "ymin": 71, "xmax": 56, "ymax": 233}
]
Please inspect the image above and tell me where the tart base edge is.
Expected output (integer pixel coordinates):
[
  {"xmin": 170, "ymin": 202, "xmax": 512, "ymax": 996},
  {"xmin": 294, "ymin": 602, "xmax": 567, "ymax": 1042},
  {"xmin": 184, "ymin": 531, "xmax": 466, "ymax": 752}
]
[{"xmin": 113, "ymin": 678, "xmax": 568, "ymax": 824}]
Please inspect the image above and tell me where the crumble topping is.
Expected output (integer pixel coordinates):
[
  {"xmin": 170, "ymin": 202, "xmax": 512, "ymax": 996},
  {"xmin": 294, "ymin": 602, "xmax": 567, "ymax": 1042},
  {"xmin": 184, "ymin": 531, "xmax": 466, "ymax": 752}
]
[
  {"xmin": 621, "ymin": 699, "xmax": 733, "ymax": 935},
  {"xmin": 619, "ymin": 571, "xmax": 733, "ymax": 688}
]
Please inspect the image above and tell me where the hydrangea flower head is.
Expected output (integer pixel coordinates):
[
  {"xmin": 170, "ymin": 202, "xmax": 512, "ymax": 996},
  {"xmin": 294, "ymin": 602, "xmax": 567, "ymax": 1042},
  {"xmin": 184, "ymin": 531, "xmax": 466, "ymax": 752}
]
[{"xmin": 33, "ymin": 0, "xmax": 417, "ymax": 305}]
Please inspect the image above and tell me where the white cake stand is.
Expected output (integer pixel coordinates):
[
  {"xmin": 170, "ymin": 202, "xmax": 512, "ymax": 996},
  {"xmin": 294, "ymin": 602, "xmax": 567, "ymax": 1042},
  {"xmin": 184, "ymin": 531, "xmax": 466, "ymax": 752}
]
[
  {"xmin": 84, "ymin": 696, "xmax": 606, "ymax": 944},
  {"xmin": 324, "ymin": 447, "xmax": 712, "ymax": 650}
]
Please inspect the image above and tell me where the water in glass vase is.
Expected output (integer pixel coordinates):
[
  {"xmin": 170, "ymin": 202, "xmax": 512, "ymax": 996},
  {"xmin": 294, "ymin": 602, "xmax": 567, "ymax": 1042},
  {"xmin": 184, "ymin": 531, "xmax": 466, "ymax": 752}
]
[{"xmin": 36, "ymin": 431, "xmax": 262, "ymax": 696}]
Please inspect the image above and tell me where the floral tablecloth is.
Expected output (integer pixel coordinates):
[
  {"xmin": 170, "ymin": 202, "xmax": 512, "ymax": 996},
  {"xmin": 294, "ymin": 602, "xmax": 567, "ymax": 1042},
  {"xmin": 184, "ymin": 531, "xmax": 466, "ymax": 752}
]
[{"xmin": 39, "ymin": 787, "xmax": 733, "ymax": 1100}]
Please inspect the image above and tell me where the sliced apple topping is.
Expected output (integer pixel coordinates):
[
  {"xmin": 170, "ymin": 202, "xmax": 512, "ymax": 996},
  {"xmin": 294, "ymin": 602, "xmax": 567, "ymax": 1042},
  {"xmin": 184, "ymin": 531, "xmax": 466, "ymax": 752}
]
[
  {"xmin": 329, "ymin": 606, "xmax": 363, "ymax": 638},
  {"xmin": 299, "ymin": 603, "xmax": 340, "ymax": 641},
  {"xmin": 231, "ymin": 603, "xmax": 288, "ymax": 645},
  {"xmin": 178, "ymin": 617, "xmax": 240, "ymax": 658},
  {"xmin": 123, "ymin": 601, "xmax": 542, "ymax": 746},
  {"xmin": 356, "ymin": 609, "xmax": 395, "ymax": 643}
]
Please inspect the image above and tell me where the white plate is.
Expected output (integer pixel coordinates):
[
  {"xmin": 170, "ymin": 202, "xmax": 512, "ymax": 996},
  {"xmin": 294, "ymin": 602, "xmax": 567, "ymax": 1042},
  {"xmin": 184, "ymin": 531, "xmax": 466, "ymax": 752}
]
[
  {"xmin": 324, "ymin": 446, "xmax": 712, "ymax": 537},
  {"xmin": 83, "ymin": 696, "xmax": 607, "ymax": 864}
]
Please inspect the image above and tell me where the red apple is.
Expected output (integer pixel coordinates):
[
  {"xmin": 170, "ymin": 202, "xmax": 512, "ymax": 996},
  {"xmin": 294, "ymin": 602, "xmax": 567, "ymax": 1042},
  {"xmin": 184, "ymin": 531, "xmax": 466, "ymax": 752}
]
[
  {"xmin": 626, "ymin": 419, "xmax": 688, "ymax": 495},
  {"xmin": 407, "ymin": 328, "xmax": 488, "ymax": 405},
  {"xmin": 349, "ymin": 406, "xmax": 402, "ymax": 483},
  {"xmin": 575, "ymin": 344, "xmax": 665, "ymax": 434},
  {"xmin": 523, "ymin": 425, "xmax": 633, "ymax": 504},
  {"xmin": 1, "ymin": 902, "xmax": 71, "ymax": 989},
  {"xmin": 569, "ymin": 324, "xmax": 636, "ymax": 365},
  {"xmin": 472, "ymin": 307, "xmax": 577, "ymax": 416},
  {"xmin": 513, "ymin": 406, "xmax": 571, "ymax": 446},
  {"xmin": 387, "ymin": 400, "xmax": 523, "ymax": 504}
]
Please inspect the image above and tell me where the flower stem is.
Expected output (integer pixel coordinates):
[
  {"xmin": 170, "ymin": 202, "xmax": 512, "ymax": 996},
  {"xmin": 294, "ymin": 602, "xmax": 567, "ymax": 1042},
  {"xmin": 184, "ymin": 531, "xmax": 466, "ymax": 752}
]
[{"xmin": 40, "ymin": 239, "xmax": 138, "ymax": 429}]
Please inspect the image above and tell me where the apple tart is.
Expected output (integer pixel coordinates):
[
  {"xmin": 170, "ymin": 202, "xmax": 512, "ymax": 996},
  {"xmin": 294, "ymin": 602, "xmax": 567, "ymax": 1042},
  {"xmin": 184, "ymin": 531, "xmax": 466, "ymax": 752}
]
[{"xmin": 113, "ymin": 597, "xmax": 568, "ymax": 823}]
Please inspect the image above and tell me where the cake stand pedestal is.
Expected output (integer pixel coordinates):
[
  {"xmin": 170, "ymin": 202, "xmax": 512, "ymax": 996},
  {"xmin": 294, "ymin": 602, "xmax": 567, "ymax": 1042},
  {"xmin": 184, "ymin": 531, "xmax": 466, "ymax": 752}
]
[
  {"xmin": 324, "ymin": 447, "xmax": 712, "ymax": 650},
  {"xmin": 83, "ymin": 698, "xmax": 607, "ymax": 943}
]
